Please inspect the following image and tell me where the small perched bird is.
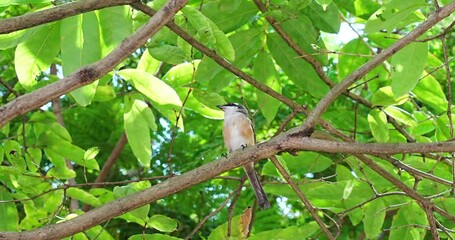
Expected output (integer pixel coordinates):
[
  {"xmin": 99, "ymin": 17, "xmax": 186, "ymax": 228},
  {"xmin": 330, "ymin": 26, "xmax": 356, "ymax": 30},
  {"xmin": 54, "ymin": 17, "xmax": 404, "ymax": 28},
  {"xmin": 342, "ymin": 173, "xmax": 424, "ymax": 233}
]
[{"xmin": 217, "ymin": 103, "xmax": 271, "ymax": 209}]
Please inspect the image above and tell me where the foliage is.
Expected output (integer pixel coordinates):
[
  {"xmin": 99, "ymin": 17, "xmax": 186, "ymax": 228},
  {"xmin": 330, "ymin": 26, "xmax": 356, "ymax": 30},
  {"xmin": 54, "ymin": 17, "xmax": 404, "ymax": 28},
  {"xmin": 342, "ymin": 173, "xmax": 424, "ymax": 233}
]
[{"xmin": 0, "ymin": 0, "xmax": 455, "ymax": 239}]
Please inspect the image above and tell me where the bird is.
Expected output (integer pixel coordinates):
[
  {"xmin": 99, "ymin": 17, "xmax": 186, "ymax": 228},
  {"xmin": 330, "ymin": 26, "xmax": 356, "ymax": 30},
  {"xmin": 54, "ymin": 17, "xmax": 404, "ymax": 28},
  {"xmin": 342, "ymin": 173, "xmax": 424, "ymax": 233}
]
[{"xmin": 217, "ymin": 103, "xmax": 271, "ymax": 209}]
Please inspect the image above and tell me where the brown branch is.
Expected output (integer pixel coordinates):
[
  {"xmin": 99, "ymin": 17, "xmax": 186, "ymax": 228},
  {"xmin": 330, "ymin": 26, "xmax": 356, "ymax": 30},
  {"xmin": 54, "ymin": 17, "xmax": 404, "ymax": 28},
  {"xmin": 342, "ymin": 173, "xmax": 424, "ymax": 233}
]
[
  {"xmin": 3, "ymin": 119, "xmax": 455, "ymax": 238},
  {"xmin": 296, "ymin": 1, "xmax": 455, "ymax": 134},
  {"xmin": 0, "ymin": 0, "xmax": 188, "ymax": 127},
  {"xmin": 185, "ymin": 178, "xmax": 246, "ymax": 240},
  {"xmin": 0, "ymin": 0, "xmax": 137, "ymax": 34},
  {"xmin": 269, "ymin": 156, "xmax": 334, "ymax": 240},
  {"xmin": 92, "ymin": 132, "xmax": 127, "ymax": 188},
  {"xmin": 423, "ymin": 204, "xmax": 440, "ymax": 239},
  {"xmin": 130, "ymin": 2, "xmax": 306, "ymax": 113},
  {"xmin": 254, "ymin": 0, "xmax": 420, "ymax": 143},
  {"xmin": 417, "ymin": 19, "xmax": 455, "ymax": 42},
  {"xmin": 353, "ymin": 154, "xmax": 455, "ymax": 222},
  {"xmin": 253, "ymin": 0, "xmax": 371, "ymax": 107},
  {"xmin": 0, "ymin": 77, "xmax": 18, "ymax": 97},
  {"xmin": 382, "ymin": 156, "xmax": 452, "ymax": 187},
  {"xmin": 440, "ymin": 27, "xmax": 455, "ymax": 196}
]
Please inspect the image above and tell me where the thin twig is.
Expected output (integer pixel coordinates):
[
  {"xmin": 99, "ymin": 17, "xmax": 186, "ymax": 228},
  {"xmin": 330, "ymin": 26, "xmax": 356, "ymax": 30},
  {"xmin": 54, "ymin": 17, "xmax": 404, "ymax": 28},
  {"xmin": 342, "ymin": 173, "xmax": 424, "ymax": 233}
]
[{"xmin": 185, "ymin": 178, "xmax": 246, "ymax": 240}]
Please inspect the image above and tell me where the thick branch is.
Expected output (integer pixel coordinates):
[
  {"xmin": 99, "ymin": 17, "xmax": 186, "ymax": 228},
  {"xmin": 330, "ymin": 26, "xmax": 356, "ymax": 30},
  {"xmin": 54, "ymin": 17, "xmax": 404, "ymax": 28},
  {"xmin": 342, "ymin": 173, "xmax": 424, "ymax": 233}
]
[
  {"xmin": 2, "ymin": 129, "xmax": 455, "ymax": 239},
  {"xmin": 0, "ymin": 0, "xmax": 136, "ymax": 34},
  {"xmin": 281, "ymin": 137, "xmax": 455, "ymax": 156},
  {"xmin": 0, "ymin": 0, "xmax": 188, "ymax": 127}
]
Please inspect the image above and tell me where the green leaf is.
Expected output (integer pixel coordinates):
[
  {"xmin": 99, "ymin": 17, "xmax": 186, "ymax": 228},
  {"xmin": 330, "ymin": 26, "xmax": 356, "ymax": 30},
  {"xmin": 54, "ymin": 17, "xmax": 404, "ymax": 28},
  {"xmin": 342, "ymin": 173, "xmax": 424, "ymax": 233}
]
[
  {"xmin": 383, "ymin": 106, "xmax": 417, "ymax": 127},
  {"xmin": 208, "ymin": 215, "xmax": 243, "ymax": 239},
  {"xmin": 0, "ymin": 145, "xmax": 4, "ymax": 165},
  {"xmin": 192, "ymin": 89, "xmax": 226, "ymax": 110},
  {"xmin": 391, "ymin": 42, "xmax": 428, "ymax": 97},
  {"xmin": 124, "ymin": 96, "xmax": 153, "ymax": 167},
  {"xmin": 301, "ymin": 1, "xmax": 340, "ymax": 33},
  {"xmin": 389, "ymin": 203, "xmax": 427, "ymax": 240},
  {"xmin": 0, "ymin": 0, "xmax": 51, "ymax": 7},
  {"xmin": 137, "ymin": 49, "xmax": 161, "ymax": 74},
  {"xmin": 181, "ymin": 6, "xmax": 215, "ymax": 46},
  {"xmin": 162, "ymin": 61, "xmax": 200, "ymax": 87},
  {"xmin": 120, "ymin": 69, "xmax": 183, "ymax": 129},
  {"xmin": 0, "ymin": 186, "xmax": 19, "ymax": 231},
  {"xmin": 129, "ymin": 234, "xmax": 182, "ymax": 240},
  {"xmin": 202, "ymin": 0, "xmax": 257, "ymax": 33},
  {"xmin": 371, "ymin": 86, "xmax": 408, "ymax": 107},
  {"xmin": 61, "ymin": 12, "xmax": 101, "ymax": 106},
  {"xmin": 249, "ymin": 223, "xmax": 319, "ymax": 239},
  {"xmin": 268, "ymin": 33, "xmax": 329, "ymax": 98},
  {"xmin": 368, "ymin": 109, "xmax": 389, "ymax": 142},
  {"xmin": 84, "ymin": 225, "xmax": 115, "ymax": 240},
  {"xmin": 84, "ymin": 147, "xmax": 100, "ymax": 160},
  {"xmin": 316, "ymin": 0, "xmax": 332, "ymax": 10},
  {"xmin": 281, "ymin": 16, "xmax": 328, "ymax": 65},
  {"xmin": 343, "ymin": 180, "xmax": 355, "ymax": 199},
  {"xmin": 333, "ymin": 0, "xmax": 380, "ymax": 19},
  {"xmin": 363, "ymin": 199, "xmax": 386, "ymax": 239},
  {"xmin": 211, "ymin": 26, "xmax": 235, "ymax": 61},
  {"xmin": 119, "ymin": 69, "xmax": 182, "ymax": 107},
  {"xmin": 196, "ymin": 28, "xmax": 263, "ymax": 92},
  {"xmin": 66, "ymin": 188, "xmax": 102, "ymax": 207},
  {"xmin": 44, "ymin": 149, "xmax": 77, "ymax": 179},
  {"xmin": 413, "ymin": 74, "xmax": 448, "ymax": 114},
  {"xmin": 253, "ymin": 50, "xmax": 281, "ymax": 123},
  {"xmin": 282, "ymin": 152, "xmax": 333, "ymax": 174},
  {"xmin": 0, "ymin": 29, "xmax": 36, "ymax": 50},
  {"xmin": 337, "ymin": 39, "xmax": 371, "ymax": 81},
  {"xmin": 148, "ymin": 214, "xmax": 178, "ymax": 233},
  {"xmin": 148, "ymin": 44, "xmax": 187, "ymax": 65},
  {"xmin": 14, "ymin": 22, "xmax": 60, "ymax": 90},
  {"xmin": 97, "ymin": 6, "xmax": 133, "ymax": 57},
  {"xmin": 93, "ymin": 85, "xmax": 116, "ymax": 102},
  {"xmin": 365, "ymin": 0, "xmax": 426, "ymax": 33},
  {"xmin": 367, "ymin": 32, "xmax": 400, "ymax": 48},
  {"xmin": 435, "ymin": 114, "xmax": 452, "ymax": 141}
]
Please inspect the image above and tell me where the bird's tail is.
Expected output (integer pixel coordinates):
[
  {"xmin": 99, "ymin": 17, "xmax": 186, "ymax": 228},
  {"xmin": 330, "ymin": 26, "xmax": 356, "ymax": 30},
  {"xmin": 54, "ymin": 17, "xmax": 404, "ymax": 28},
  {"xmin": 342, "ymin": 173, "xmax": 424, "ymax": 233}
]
[{"xmin": 244, "ymin": 163, "xmax": 271, "ymax": 209}]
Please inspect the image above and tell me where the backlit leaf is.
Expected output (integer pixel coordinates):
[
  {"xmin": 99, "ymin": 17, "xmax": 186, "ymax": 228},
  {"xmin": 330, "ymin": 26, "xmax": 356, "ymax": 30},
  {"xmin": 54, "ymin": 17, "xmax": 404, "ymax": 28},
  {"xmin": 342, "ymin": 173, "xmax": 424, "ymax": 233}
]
[
  {"xmin": 391, "ymin": 42, "xmax": 428, "ymax": 97},
  {"xmin": 368, "ymin": 109, "xmax": 389, "ymax": 142},
  {"xmin": 15, "ymin": 23, "xmax": 60, "ymax": 90},
  {"xmin": 148, "ymin": 214, "xmax": 178, "ymax": 233}
]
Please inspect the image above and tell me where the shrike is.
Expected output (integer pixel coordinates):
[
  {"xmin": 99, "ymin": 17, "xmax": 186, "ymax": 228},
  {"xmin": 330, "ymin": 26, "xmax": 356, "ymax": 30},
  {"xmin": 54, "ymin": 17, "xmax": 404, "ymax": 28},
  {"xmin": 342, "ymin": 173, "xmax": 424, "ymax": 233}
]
[{"xmin": 217, "ymin": 103, "xmax": 271, "ymax": 209}]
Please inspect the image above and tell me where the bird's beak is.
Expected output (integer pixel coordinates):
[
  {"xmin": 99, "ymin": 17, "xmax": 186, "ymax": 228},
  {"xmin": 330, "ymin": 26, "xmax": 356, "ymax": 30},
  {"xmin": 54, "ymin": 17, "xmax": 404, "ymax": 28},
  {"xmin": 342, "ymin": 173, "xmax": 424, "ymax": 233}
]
[{"xmin": 216, "ymin": 105, "xmax": 225, "ymax": 110}]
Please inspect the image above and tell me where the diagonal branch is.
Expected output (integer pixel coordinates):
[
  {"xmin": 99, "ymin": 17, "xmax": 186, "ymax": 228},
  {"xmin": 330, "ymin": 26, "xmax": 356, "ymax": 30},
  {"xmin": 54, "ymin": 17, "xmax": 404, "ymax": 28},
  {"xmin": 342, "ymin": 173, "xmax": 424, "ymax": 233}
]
[
  {"xmin": 0, "ymin": 0, "xmax": 189, "ymax": 127},
  {"xmin": 130, "ymin": 2, "xmax": 306, "ymax": 113},
  {"xmin": 0, "ymin": 0, "xmax": 137, "ymax": 34},
  {"xmin": 269, "ymin": 156, "xmax": 334, "ymax": 239},
  {"xmin": 253, "ymin": 0, "xmax": 418, "ymax": 143},
  {"xmin": 2, "ymin": 122, "xmax": 455, "ymax": 238},
  {"xmin": 298, "ymin": 2, "xmax": 455, "ymax": 134}
]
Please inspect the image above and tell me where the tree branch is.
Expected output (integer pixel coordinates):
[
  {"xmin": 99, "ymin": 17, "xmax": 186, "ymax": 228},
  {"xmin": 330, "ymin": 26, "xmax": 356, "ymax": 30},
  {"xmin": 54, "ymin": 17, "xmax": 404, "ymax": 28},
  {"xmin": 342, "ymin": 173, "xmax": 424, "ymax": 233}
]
[
  {"xmin": 0, "ymin": 0, "xmax": 188, "ymax": 127},
  {"xmin": 0, "ymin": 0, "xmax": 136, "ymax": 34},
  {"xmin": 298, "ymin": 1, "xmax": 455, "ymax": 133},
  {"xmin": 130, "ymin": 2, "xmax": 306, "ymax": 113},
  {"xmin": 270, "ymin": 156, "xmax": 334, "ymax": 239},
  {"xmin": 3, "ymin": 126, "xmax": 455, "ymax": 238}
]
